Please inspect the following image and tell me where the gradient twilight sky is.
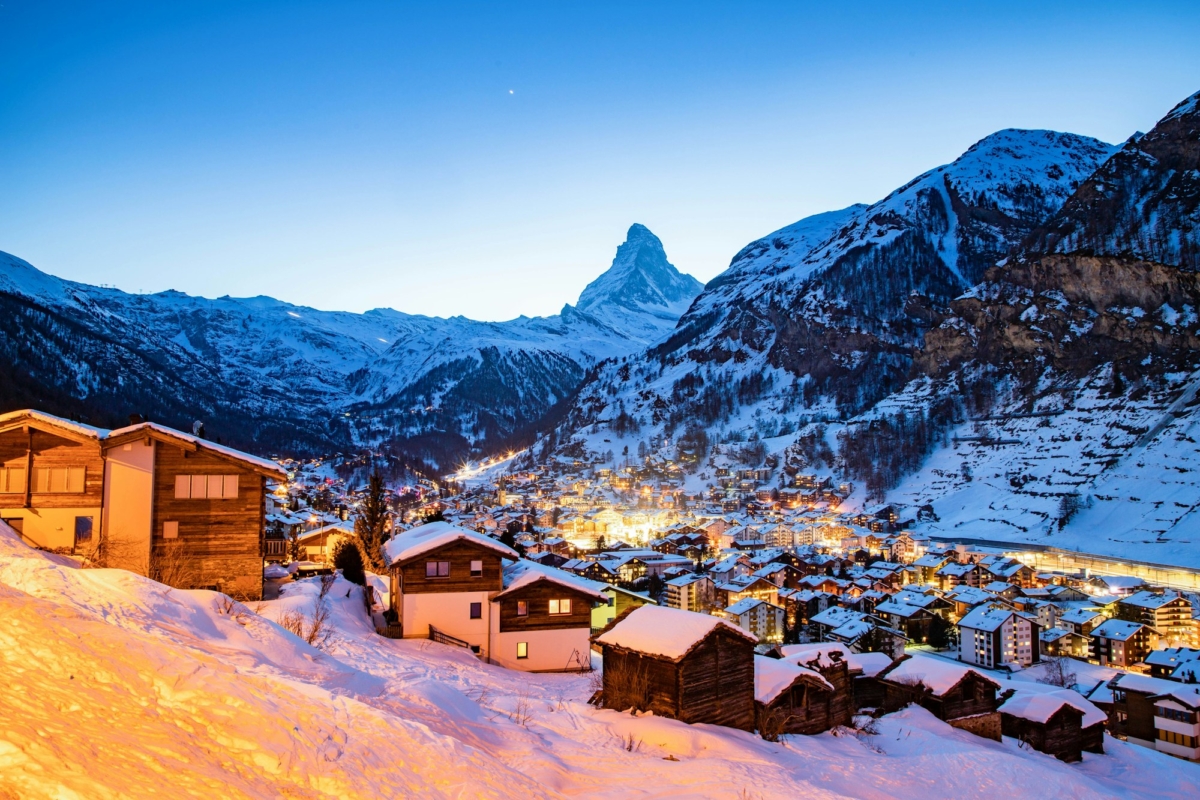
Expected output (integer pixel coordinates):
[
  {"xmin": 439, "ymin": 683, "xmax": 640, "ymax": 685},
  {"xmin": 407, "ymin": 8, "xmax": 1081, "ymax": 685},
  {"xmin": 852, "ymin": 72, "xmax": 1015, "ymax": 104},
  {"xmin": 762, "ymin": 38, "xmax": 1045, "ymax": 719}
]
[{"xmin": 1, "ymin": 2, "xmax": 1197, "ymax": 321}]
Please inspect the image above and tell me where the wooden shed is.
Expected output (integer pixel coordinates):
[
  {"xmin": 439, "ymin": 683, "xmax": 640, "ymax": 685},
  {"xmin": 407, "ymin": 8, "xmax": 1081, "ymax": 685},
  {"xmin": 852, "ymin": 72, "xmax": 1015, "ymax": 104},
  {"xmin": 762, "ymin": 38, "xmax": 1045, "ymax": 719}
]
[
  {"xmin": 877, "ymin": 655, "xmax": 1003, "ymax": 740},
  {"xmin": 754, "ymin": 656, "xmax": 840, "ymax": 737},
  {"xmin": 594, "ymin": 605, "xmax": 757, "ymax": 731},
  {"xmin": 998, "ymin": 685, "xmax": 1107, "ymax": 762}
]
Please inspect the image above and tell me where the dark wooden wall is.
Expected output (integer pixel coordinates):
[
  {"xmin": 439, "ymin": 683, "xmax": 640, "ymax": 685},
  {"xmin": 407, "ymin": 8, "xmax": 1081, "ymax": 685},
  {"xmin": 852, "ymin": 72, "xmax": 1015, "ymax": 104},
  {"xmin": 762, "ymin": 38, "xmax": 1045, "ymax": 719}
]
[
  {"xmin": 150, "ymin": 445, "xmax": 265, "ymax": 599},
  {"xmin": 393, "ymin": 540, "xmax": 504, "ymax": 594},
  {"xmin": 677, "ymin": 631, "xmax": 756, "ymax": 731},
  {"xmin": 1001, "ymin": 707, "xmax": 1084, "ymax": 762},
  {"xmin": 498, "ymin": 582, "xmax": 593, "ymax": 633},
  {"xmin": 0, "ymin": 427, "xmax": 104, "ymax": 511}
]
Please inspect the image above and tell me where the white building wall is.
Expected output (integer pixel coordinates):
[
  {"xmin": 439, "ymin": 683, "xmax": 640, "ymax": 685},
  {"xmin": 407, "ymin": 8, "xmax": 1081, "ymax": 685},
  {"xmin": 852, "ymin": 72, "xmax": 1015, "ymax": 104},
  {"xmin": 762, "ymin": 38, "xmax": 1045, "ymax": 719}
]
[
  {"xmin": 403, "ymin": 590, "xmax": 494, "ymax": 658},
  {"xmin": 490, "ymin": 627, "xmax": 592, "ymax": 672},
  {"xmin": 103, "ymin": 439, "xmax": 155, "ymax": 574}
]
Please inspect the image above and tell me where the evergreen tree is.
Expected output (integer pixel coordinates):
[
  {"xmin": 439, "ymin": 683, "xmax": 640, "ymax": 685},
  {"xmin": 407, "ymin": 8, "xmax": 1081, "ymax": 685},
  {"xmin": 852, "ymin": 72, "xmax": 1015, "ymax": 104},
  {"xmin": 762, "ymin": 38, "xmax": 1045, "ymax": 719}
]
[
  {"xmin": 354, "ymin": 469, "xmax": 390, "ymax": 573},
  {"xmin": 332, "ymin": 538, "xmax": 366, "ymax": 586}
]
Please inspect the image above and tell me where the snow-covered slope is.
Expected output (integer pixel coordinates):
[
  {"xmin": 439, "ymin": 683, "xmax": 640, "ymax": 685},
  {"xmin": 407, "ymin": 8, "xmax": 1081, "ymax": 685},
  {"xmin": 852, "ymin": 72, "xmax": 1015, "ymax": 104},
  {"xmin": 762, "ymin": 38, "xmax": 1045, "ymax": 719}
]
[
  {"xmin": 0, "ymin": 225, "xmax": 701, "ymax": 463},
  {"xmin": 2, "ymin": 524, "xmax": 1195, "ymax": 798}
]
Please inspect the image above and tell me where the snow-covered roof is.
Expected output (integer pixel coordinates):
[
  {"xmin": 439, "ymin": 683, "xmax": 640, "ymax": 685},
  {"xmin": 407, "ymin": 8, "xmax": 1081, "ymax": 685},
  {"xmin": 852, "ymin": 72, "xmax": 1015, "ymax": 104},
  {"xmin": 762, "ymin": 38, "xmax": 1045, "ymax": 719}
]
[
  {"xmin": 846, "ymin": 651, "xmax": 893, "ymax": 678},
  {"xmin": 1089, "ymin": 618, "xmax": 1150, "ymax": 641},
  {"xmin": 958, "ymin": 604, "xmax": 1016, "ymax": 633},
  {"xmin": 0, "ymin": 409, "xmax": 109, "ymax": 440},
  {"xmin": 595, "ymin": 605, "xmax": 756, "ymax": 661},
  {"xmin": 754, "ymin": 655, "xmax": 833, "ymax": 704},
  {"xmin": 1120, "ymin": 590, "xmax": 1183, "ymax": 609},
  {"xmin": 1059, "ymin": 608, "xmax": 1105, "ymax": 625},
  {"xmin": 497, "ymin": 559, "xmax": 607, "ymax": 601},
  {"xmin": 779, "ymin": 642, "xmax": 851, "ymax": 670},
  {"xmin": 105, "ymin": 422, "xmax": 286, "ymax": 477},
  {"xmin": 1111, "ymin": 672, "xmax": 1200, "ymax": 707},
  {"xmin": 875, "ymin": 599, "xmax": 928, "ymax": 619},
  {"xmin": 880, "ymin": 654, "xmax": 999, "ymax": 696},
  {"xmin": 383, "ymin": 521, "xmax": 517, "ymax": 566},
  {"xmin": 999, "ymin": 684, "xmax": 1106, "ymax": 728},
  {"xmin": 725, "ymin": 597, "xmax": 773, "ymax": 616}
]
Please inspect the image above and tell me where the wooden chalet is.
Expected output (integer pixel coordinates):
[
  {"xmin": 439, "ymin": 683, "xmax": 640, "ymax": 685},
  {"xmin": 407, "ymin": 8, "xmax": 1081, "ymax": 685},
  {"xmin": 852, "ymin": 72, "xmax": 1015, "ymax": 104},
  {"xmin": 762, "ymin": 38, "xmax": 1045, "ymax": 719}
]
[
  {"xmin": 594, "ymin": 605, "xmax": 757, "ymax": 731},
  {"xmin": 0, "ymin": 411, "xmax": 286, "ymax": 600}
]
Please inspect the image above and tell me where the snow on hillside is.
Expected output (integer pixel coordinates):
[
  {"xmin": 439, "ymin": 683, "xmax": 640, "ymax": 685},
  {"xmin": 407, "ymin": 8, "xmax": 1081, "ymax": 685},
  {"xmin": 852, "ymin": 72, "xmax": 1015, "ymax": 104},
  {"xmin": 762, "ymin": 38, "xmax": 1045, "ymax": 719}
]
[
  {"xmin": 1, "ymin": 525, "xmax": 1195, "ymax": 798},
  {"xmin": 882, "ymin": 368, "xmax": 1200, "ymax": 567}
]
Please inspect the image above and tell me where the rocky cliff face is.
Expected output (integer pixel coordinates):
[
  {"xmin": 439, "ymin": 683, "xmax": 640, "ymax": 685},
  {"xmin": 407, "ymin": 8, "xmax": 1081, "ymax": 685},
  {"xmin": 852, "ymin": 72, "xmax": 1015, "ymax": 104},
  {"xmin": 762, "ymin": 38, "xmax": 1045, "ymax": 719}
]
[{"xmin": 1025, "ymin": 91, "xmax": 1200, "ymax": 270}]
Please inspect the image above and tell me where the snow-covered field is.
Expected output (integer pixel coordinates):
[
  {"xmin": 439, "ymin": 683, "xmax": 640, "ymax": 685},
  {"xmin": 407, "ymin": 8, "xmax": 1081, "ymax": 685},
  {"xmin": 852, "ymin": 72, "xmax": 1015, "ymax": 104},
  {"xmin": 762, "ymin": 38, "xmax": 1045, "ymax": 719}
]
[{"xmin": 2, "ymin": 526, "xmax": 1196, "ymax": 799}]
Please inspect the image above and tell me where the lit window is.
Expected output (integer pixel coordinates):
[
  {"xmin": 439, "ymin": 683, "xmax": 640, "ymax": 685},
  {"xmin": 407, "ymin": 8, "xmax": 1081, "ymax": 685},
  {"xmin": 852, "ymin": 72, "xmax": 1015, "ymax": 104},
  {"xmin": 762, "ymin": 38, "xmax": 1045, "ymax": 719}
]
[
  {"xmin": 470, "ymin": 602, "xmax": 482, "ymax": 619},
  {"xmin": 516, "ymin": 642, "xmax": 528, "ymax": 659},
  {"xmin": 517, "ymin": 600, "xmax": 528, "ymax": 617},
  {"xmin": 470, "ymin": 559, "xmax": 483, "ymax": 577},
  {"xmin": 426, "ymin": 561, "xmax": 450, "ymax": 578},
  {"xmin": 549, "ymin": 598, "xmax": 572, "ymax": 615}
]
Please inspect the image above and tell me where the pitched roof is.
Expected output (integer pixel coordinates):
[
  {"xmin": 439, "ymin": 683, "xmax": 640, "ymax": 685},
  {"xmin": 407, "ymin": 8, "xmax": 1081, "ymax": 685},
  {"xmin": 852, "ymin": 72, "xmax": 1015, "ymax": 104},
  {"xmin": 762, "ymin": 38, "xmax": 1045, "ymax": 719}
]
[
  {"xmin": 0, "ymin": 409, "xmax": 108, "ymax": 441},
  {"xmin": 879, "ymin": 654, "xmax": 1000, "ymax": 696},
  {"xmin": 383, "ymin": 521, "xmax": 518, "ymax": 566},
  {"xmin": 594, "ymin": 605, "xmax": 756, "ymax": 661},
  {"xmin": 999, "ymin": 684, "xmax": 1106, "ymax": 728},
  {"xmin": 496, "ymin": 559, "xmax": 607, "ymax": 601},
  {"xmin": 958, "ymin": 604, "xmax": 1018, "ymax": 633},
  {"xmin": 754, "ymin": 655, "xmax": 833, "ymax": 704},
  {"xmin": 1090, "ymin": 618, "xmax": 1152, "ymax": 641},
  {"xmin": 104, "ymin": 422, "xmax": 286, "ymax": 478}
]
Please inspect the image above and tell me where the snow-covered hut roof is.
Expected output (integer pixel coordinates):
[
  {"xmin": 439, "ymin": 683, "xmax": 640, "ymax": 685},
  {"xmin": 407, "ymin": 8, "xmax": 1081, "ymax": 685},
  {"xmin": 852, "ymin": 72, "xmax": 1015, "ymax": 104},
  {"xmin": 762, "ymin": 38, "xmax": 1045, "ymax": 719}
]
[
  {"xmin": 383, "ymin": 521, "xmax": 517, "ymax": 566},
  {"xmin": 594, "ymin": 605, "xmax": 756, "ymax": 661},
  {"xmin": 754, "ymin": 655, "xmax": 834, "ymax": 704},
  {"xmin": 998, "ymin": 684, "xmax": 1106, "ymax": 728},
  {"xmin": 879, "ymin": 654, "xmax": 1000, "ymax": 696},
  {"xmin": 0, "ymin": 409, "xmax": 109, "ymax": 440},
  {"xmin": 779, "ymin": 642, "xmax": 851, "ymax": 670}
]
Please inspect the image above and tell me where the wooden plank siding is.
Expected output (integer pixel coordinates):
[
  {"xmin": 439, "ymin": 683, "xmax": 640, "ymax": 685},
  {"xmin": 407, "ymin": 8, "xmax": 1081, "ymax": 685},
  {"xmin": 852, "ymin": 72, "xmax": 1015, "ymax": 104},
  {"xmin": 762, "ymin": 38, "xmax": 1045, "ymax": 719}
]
[
  {"xmin": 498, "ymin": 583, "xmax": 594, "ymax": 633},
  {"xmin": 393, "ymin": 540, "xmax": 505, "ymax": 595},
  {"xmin": 150, "ymin": 444, "xmax": 266, "ymax": 600},
  {"xmin": 0, "ymin": 428, "xmax": 104, "ymax": 511},
  {"xmin": 1000, "ymin": 705, "xmax": 1086, "ymax": 762},
  {"xmin": 600, "ymin": 629, "xmax": 756, "ymax": 732}
]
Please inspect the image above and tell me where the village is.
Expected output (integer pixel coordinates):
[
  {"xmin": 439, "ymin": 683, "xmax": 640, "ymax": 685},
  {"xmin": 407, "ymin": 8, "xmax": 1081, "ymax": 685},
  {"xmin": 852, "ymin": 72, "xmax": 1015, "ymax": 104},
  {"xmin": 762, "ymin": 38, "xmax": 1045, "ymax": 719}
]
[{"xmin": 4, "ymin": 406, "xmax": 1200, "ymax": 771}]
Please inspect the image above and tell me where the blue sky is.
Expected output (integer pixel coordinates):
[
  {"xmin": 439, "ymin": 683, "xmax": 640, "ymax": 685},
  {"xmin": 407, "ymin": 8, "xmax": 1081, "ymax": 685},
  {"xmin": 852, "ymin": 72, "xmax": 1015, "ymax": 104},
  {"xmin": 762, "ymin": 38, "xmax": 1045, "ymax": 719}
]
[{"xmin": 1, "ymin": 1, "xmax": 1197, "ymax": 320}]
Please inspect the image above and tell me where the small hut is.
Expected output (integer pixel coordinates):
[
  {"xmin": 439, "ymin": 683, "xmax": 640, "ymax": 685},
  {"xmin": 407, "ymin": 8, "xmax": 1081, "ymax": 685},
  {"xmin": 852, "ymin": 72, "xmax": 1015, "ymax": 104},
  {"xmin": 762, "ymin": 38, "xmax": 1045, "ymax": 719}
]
[
  {"xmin": 594, "ymin": 605, "xmax": 757, "ymax": 731},
  {"xmin": 754, "ymin": 656, "xmax": 839, "ymax": 737},
  {"xmin": 999, "ymin": 684, "xmax": 1107, "ymax": 761}
]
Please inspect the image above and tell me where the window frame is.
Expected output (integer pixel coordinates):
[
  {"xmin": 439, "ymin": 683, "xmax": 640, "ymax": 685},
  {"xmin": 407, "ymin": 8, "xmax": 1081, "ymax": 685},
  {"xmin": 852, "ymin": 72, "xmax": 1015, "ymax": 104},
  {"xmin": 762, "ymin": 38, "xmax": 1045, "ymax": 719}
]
[
  {"xmin": 469, "ymin": 602, "xmax": 482, "ymax": 620},
  {"xmin": 516, "ymin": 642, "xmax": 528, "ymax": 659},
  {"xmin": 548, "ymin": 597, "xmax": 572, "ymax": 616},
  {"xmin": 425, "ymin": 560, "xmax": 450, "ymax": 578},
  {"xmin": 470, "ymin": 559, "xmax": 483, "ymax": 577},
  {"xmin": 516, "ymin": 600, "xmax": 528, "ymax": 617}
]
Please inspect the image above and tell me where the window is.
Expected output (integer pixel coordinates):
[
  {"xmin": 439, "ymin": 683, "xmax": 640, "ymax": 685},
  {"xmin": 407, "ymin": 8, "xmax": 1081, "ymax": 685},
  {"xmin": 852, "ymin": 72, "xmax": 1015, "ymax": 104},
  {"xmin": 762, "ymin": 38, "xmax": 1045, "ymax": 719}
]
[
  {"xmin": 516, "ymin": 600, "xmax": 528, "ymax": 617},
  {"xmin": 174, "ymin": 474, "xmax": 238, "ymax": 499},
  {"xmin": 34, "ymin": 467, "xmax": 85, "ymax": 493},
  {"xmin": 1, "ymin": 518, "xmax": 22, "ymax": 534},
  {"xmin": 548, "ymin": 598, "xmax": 572, "ymax": 615},
  {"xmin": 0, "ymin": 467, "xmax": 26, "ymax": 494},
  {"xmin": 73, "ymin": 516, "xmax": 93, "ymax": 550},
  {"xmin": 470, "ymin": 602, "xmax": 482, "ymax": 619},
  {"xmin": 516, "ymin": 642, "xmax": 528, "ymax": 659},
  {"xmin": 1158, "ymin": 729, "xmax": 1197, "ymax": 748},
  {"xmin": 470, "ymin": 559, "xmax": 483, "ymax": 577},
  {"xmin": 425, "ymin": 560, "xmax": 450, "ymax": 578},
  {"xmin": 608, "ymin": 596, "xmax": 615, "ymax": 607},
  {"xmin": 1157, "ymin": 706, "xmax": 1198, "ymax": 724}
]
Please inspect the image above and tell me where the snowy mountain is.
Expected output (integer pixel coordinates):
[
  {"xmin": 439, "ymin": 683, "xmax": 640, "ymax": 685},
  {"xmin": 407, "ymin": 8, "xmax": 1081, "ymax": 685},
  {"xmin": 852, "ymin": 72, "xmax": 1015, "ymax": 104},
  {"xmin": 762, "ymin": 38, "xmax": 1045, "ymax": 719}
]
[
  {"xmin": 0, "ymin": 225, "xmax": 701, "ymax": 463},
  {"xmin": 542, "ymin": 89, "xmax": 1200, "ymax": 567}
]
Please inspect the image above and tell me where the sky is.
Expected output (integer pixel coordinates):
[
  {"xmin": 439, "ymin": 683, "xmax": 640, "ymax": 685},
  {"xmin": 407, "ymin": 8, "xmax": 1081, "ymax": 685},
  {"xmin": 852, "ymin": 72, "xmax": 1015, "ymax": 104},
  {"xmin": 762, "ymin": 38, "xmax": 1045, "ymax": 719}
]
[{"xmin": 1, "ymin": 1, "xmax": 1198, "ymax": 321}]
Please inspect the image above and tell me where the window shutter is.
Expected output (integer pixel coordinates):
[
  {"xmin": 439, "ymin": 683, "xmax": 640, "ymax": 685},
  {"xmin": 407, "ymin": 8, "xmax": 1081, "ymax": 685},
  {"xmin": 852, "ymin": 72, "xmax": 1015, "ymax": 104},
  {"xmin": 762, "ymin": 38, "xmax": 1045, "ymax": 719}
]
[
  {"xmin": 190, "ymin": 475, "xmax": 208, "ymax": 499},
  {"xmin": 223, "ymin": 474, "xmax": 239, "ymax": 499},
  {"xmin": 163, "ymin": 521, "xmax": 179, "ymax": 539},
  {"xmin": 67, "ymin": 467, "xmax": 85, "ymax": 493},
  {"xmin": 175, "ymin": 475, "xmax": 191, "ymax": 499},
  {"xmin": 207, "ymin": 475, "xmax": 224, "ymax": 499},
  {"xmin": 36, "ymin": 468, "xmax": 51, "ymax": 493}
]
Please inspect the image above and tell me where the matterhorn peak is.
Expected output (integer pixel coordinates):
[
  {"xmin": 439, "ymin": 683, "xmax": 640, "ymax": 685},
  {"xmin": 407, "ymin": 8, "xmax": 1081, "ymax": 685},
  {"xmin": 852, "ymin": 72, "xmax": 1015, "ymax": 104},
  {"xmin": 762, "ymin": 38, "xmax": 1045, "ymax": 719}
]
[{"xmin": 575, "ymin": 224, "xmax": 702, "ymax": 316}]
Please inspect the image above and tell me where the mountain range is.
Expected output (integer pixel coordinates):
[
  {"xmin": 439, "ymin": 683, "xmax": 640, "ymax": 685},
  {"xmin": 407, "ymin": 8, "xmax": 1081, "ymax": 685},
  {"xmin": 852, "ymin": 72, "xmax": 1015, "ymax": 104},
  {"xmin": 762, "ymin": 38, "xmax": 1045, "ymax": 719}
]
[
  {"xmin": 0, "ymin": 224, "xmax": 701, "ymax": 464},
  {"xmin": 541, "ymin": 88, "xmax": 1200, "ymax": 565}
]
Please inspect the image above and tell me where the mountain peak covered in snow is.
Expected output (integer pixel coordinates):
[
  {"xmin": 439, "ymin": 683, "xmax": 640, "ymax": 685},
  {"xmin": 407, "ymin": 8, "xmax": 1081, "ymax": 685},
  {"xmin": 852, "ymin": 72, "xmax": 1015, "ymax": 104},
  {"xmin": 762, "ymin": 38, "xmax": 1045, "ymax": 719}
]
[{"xmin": 574, "ymin": 224, "xmax": 702, "ymax": 323}]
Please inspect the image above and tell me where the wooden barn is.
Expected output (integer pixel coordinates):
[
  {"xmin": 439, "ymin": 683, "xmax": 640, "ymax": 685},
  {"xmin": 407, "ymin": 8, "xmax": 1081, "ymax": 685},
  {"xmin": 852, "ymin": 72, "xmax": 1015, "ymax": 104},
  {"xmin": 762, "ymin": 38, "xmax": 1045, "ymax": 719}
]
[
  {"xmin": 998, "ymin": 685, "xmax": 1107, "ymax": 762},
  {"xmin": 776, "ymin": 642, "xmax": 856, "ymax": 728},
  {"xmin": 594, "ymin": 605, "xmax": 757, "ymax": 731},
  {"xmin": 876, "ymin": 655, "xmax": 1003, "ymax": 740},
  {"xmin": 754, "ymin": 656, "xmax": 839, "ymax": 737}
]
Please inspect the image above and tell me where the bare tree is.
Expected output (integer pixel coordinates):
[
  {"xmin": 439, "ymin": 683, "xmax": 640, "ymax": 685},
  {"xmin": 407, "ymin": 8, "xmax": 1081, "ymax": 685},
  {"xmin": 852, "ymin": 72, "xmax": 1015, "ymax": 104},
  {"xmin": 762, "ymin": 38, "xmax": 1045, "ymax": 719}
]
[{"xmin": 1039, "ymin": 655, "xmax": 1078, "ymax": 690}]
